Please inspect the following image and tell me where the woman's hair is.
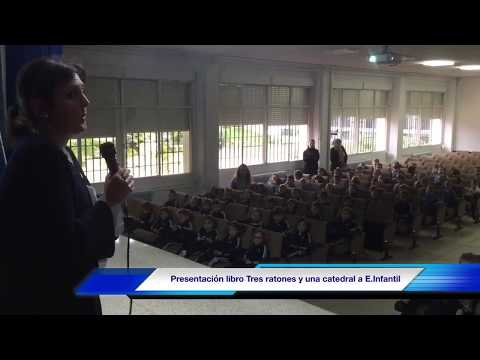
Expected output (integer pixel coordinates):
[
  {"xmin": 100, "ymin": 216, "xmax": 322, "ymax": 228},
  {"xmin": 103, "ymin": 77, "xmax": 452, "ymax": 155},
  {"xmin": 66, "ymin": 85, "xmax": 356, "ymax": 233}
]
[
  {"xmin": 233, "ymin": 164, "xmax": 251, "ymax": 186},
  {"xmin": 7, "ymin": 103, "xmax": 34, "ymax": 143},
  {"xmin": 16, "ymin": 57, "xmax": 87, "ymax": 132}
]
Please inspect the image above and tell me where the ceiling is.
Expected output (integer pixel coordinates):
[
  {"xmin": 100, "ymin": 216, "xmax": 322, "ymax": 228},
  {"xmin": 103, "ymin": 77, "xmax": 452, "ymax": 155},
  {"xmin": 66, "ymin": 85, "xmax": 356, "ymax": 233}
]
[{"xmin": 136, "ymin": 45, "xmax": 480, "ymax": 77}]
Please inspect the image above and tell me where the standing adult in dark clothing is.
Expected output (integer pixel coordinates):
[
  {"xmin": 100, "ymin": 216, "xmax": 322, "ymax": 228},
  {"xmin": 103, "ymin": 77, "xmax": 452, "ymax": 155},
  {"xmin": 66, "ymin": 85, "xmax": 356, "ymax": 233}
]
[
  {"xmin": 303, "ymin": 139, "xmax": 320, "ymax": 175},
  {"xmin": 330, "ymin": 138, "xmax": 348, "ymax": 172},
  {"xmin": 0, "ymin": 58, "xmax": 134, "ymax": 315},
  {"xmin": 230, "ymin": 163, "xmax": 252, "ymax": 190}
]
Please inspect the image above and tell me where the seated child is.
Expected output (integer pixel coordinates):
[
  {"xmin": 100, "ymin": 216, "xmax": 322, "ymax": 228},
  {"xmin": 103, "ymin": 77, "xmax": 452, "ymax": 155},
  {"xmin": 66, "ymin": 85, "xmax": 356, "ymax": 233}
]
[
  {"xmin": 151, "ymin": 207, "xmax": 175, "ymax": 247},
  {"xmin": 182, "ymin": 216, "xmax": 218, "ymax": 259},
  {"xmin": 139, "ymin": 202, "xmax": 156, "ymax": 231},
  {"xmin": 291, "ymin": 188, "xmax": 303, "ymax": 201},
  {"xmin": 184, "ymin": 196, "xmax": 202, "ymax": 212},
  {"xmin": 363, "ymin": 187, "xmax": 388, "ymax": 251},
  {"xmin": 164, "ymin": 208, "xmax": 195, "ymax": 254},
  {"xmin": 286, "ymin": 199, "xmax": 298, "ymax": 215},
  {"xmin": 240, "ymin": 230, "xmax": 269, "ymax": 266},
  {"xmin": 207, "ymin": 222, "xmax": 244, "ymax": 266},
  {"xmin": 285, "ymin": 218, "xmax": 312, "ymax": 258},
  {"xmin": 349, "ymin": 176, "xmax": 368, "ymax": 198},
  {"xmin": 294, "ymin": 170, "xmax": 304, "ymax": 187},
  {"xmin": 394, "ymin": 190, "xmax": 414, "ymax": 233},
  {"xmin": 243, "ymin": 207, "xmax": 264, "ymax": 228},
  {"xmin": 267, "ymin": 173, "xmax": 283, "ymax": 194},
  {"xmin": 285, "ymin": 175, "xmax": 296, "ymax": 188},
  {"xmin": 465, "ymin": 179, "xmax": 480, "ymax": 222},
  {"xmin": 210, "ymin": 200, "xmax": 227, "ymax": 220},
  {"xmin": 267, "ymin": 207, "xmax": 289, "ymax": 233},
  {"xmin": 164, "ymin": 189, "xmax": 177, "ymax": 207},
  {"xmin": 278, "ymin": 184, "xmax": 292, "ymax": 199},
  {"xmin": 200, "ymin": 198, "xmax": 213, "ymax": 216},
  {"xmin": 326, "ymin": 207, "xmax": 359, "ymax": 255},
  {"xmin": 307, "ymin": 201, "xmax": 324, "ymax": 220}
]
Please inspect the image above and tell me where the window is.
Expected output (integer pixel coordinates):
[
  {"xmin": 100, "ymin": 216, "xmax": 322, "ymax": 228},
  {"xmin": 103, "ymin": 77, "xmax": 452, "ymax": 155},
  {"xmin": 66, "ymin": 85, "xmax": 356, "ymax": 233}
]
[
  {"xmin": 330, "ymin": 89, "xmax": 388, "ymax": 155},
  {"xmin": 403, "ymin": 91, "xmax": 443, "ymax": 148},
  {"xmin": 218, "ymin": 84, "xmax": 311, "ymax": 169},
  {"xmin": 68, "ymin": 77, "xmax": 192, "ymax": 183},
  {"xmin": 67, "ymin": 137, "xmax": 116, "ymax": 184}
]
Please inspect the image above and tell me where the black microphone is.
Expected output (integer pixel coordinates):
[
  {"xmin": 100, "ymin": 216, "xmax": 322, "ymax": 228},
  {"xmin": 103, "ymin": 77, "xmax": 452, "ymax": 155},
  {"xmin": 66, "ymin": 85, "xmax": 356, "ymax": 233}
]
[{"xmin": 99, "ymin": 142, "xmax": 119, "ymax": 176}]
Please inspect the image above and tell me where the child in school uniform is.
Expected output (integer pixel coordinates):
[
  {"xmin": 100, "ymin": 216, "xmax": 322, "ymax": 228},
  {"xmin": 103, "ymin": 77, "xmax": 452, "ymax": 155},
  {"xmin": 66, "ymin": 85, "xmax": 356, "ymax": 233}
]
[
  {"xmin": 394, "ymin": 190, "xmax": 415, "ymax": 234},
  {"xmin": 210, "ymin": 200, "xmax": 227, "ymax": 220},
  {"xmin": 267, "ymin": 207, "xmax": 289, "ymax": 233},
  {"xmin": 243, "ymin": 207, "xmax": 264, "ymax": 228},
  {"xmin": 207, "ymin": 222, "xmax": 244, "ymax": 267},
  {"xmin": 164, "ymin": 189, "xmax": 178, "ymax": 207},
  {"xmin": 184, "ymin": 196, "xmax": 202, "ymax": 213},
  {"xmin": 285, "ymin": 218, "xmax": 313, "ymax": 258},
  {"xmin": 285, "ymin": 175, "xmax": 296, "ymax": 189},
  {"xmin": 278, "ymin": 184, "xmax": 292, "ymax": 199},
  {"xmin": 183, "ymin": 216, "xmax": 218, "ymax": 260},
  {"xmin": 326, "ymin": 207, "xmax": 359, "ymax": 255},
  {"xmin": 164, "ymin": 208, "xmax": 195, "ymax": 255},
  {"xmin": 200, "ymin": 198, "xmax": 213, "ymax": 216},
  {"xmin": 151, "ymin": 207, "xmax": 175, "ymax": 247},
  {"xmin": 240, "ymin": 230, "xmax": 269, "ymax": 266}
]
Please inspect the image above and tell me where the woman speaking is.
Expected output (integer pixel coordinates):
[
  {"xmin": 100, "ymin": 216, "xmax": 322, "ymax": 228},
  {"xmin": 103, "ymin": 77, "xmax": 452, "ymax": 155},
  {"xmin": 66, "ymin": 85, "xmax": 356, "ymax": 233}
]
[{"xmin": 0, "ymin": 58, "xmax": 134, "ymax": 315}]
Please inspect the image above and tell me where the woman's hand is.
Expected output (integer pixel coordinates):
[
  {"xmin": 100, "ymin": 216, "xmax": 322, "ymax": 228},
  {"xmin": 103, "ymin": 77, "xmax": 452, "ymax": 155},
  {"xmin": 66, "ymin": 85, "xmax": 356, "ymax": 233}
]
[{"xmin": 104, "ymin": 168, "xmax": 135, "ymax": 207}]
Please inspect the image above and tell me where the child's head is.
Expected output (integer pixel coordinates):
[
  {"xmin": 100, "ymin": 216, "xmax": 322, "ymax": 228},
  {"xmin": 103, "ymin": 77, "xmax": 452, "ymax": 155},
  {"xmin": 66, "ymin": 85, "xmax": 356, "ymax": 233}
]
[
  {"xmin": 177, "ymin": 209, "xmax": 192, "ymax": 224},
  {"xmin": 228, "ymin": 222, "xmax": 242, "ymax": 238},
  {"xmin": 340, "ymin": 207, "xmax": 353, "ymax": 222},
  {"xmin": 142, "ymin": 202, "xmax": 154, "ymax": 214},
  {"xmin": 294, "ymin": 170, "xmax": 303, "ymax": 180},
  {"xmin": 271, "ymin": 174, "xmax": 282, "ymax": 185},
  {"xmin": 212, "ymin": 200, "xmax": 223, "ymax": 212},
  {"xmin": 319, "ymin": 168, "xmax": 328, "ymax": 177},
  {"xmin": 252, "ymin": 230, "xmax": 266, "ymax": 246},
  {"xmin": 201, "ymin": 199, "xmax": 213, "ymax": 212},
  {"xmin": 287, "ymin": 199, "xmax": 297, "ymax": 212},
  {"xmin": 190, "ymin": 196, "xmax": 201, "ymax": 207},
  {"xmin": 292, "ymin": 188, "xmax": 302, "ymax": 200},
  {"xmin": 297, "ymin": 218, "xmax": 309, "ymax": 233},
  {"xmin": 310, "ymin": 201, "xmax": 322, "ymax": 216},
  {"xmin": 158, "ymin": 207, "xmax": 170, "ymax": 220},
  {"xmin": 251, "ymin": 208, "xmax": 262, "ymax": 222},
  {"xmin": 351, "ymin": 176, "xmax": 360, "ymax": 185},
  {"xmin": 279, "ymin": 184, "xmax": 289, "ymax": 194},
  {"xmin": 272, "ymin": 207, "xmax": 285, "ymax": 223},
  {"xmin": 168, "ymin": 189, "xmax": 177, "ymax": 201},
  {"xmin": 286, "ymin": 175, "xmax": 295, "ymax": 186},
  {"xmin": 325, "ymin": 183, "xmax": 334, "ymax": 194},
  {"xmin": 373, "ymin": 159, "xmax": 380, "ymax": 166},
  {"xmin": 393, "ymin": 161, "xmax": 401, "ymax": 170},
  {"xmin": 203, "ymin": 216, "xmax": 216, "ymax": 232}
]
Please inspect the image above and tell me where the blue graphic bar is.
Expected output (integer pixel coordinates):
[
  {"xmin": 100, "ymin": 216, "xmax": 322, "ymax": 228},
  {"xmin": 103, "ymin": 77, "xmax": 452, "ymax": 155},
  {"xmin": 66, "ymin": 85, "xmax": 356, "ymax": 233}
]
[{"xmin": 76, "ymin": 265, "xmax": 480, "ymax": 296}]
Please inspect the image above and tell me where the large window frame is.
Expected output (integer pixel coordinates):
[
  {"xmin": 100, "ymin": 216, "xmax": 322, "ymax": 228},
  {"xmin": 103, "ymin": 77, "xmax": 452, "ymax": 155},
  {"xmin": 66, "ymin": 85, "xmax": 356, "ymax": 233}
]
[
  {"xmin": 69, "ymin": 77, "xmax": 193, "ymax": 183},
  {"xmin": 218, "ymin": 84, "xmax": 311, "ymax": 170},
  {"xmin": 330, "ymin": 88, "xmax": 389, "ymax": 156},
  {"xmin": 403, "ymin": 91, "xmax": 444, "ymax": 149}
]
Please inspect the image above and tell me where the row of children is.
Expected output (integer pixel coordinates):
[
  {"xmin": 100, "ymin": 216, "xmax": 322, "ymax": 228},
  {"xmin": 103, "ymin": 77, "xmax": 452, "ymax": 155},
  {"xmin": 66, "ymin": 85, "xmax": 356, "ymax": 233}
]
[{"xmin": 135, "ymin": 204, "xmax": 268, "ymax": 266}]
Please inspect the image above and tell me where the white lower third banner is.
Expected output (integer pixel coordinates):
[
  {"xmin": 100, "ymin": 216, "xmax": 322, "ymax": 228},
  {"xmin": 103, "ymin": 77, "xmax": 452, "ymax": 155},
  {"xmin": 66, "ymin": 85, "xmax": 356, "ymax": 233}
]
[{"xmin": 135, "ymin": 268, "xmax": 423, "ymax": 292}]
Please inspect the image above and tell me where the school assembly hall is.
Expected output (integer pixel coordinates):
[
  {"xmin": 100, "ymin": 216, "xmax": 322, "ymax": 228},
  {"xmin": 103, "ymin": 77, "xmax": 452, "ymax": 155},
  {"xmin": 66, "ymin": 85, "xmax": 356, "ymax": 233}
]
[{"xmin": 2, "ymin": 45, "xmax": 480, "ymax": 315}]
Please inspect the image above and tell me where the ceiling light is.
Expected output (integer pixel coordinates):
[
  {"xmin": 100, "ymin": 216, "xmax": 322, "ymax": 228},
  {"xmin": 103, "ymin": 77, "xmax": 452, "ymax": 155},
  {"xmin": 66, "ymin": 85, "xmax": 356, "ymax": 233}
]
[
  {"xmin": 456, "ymin": 65, "xmax": 480, "ymax": 71},
  {"xmin": 420, "ymin": 60, "xmax": 455, "ymax": 67}
]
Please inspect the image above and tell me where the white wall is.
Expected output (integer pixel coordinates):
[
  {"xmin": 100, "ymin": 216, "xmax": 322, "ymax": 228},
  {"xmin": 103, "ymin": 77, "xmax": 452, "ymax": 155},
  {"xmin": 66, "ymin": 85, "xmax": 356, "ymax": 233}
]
[{"xmin": 455, "ymin": 77, "xmax": 480, "ymax": 151}]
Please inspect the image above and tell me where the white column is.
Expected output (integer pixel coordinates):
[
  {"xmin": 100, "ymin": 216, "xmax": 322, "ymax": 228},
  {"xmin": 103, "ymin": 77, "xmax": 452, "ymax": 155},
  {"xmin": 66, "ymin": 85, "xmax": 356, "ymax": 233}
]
[
  {"xmin": 443, "ymin": 78, "xmax": 457, "ymax": 152},
  {"xmin": 387, "ymin": 75, "xmax": 406, "ymax": 162},
  {"xmin": 191, "ymin": 58, "xmax": 220, "ymax": 193},
  {"xmin": 318, "ymin": 67, "xmax": 331, "ymax": 169}
]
